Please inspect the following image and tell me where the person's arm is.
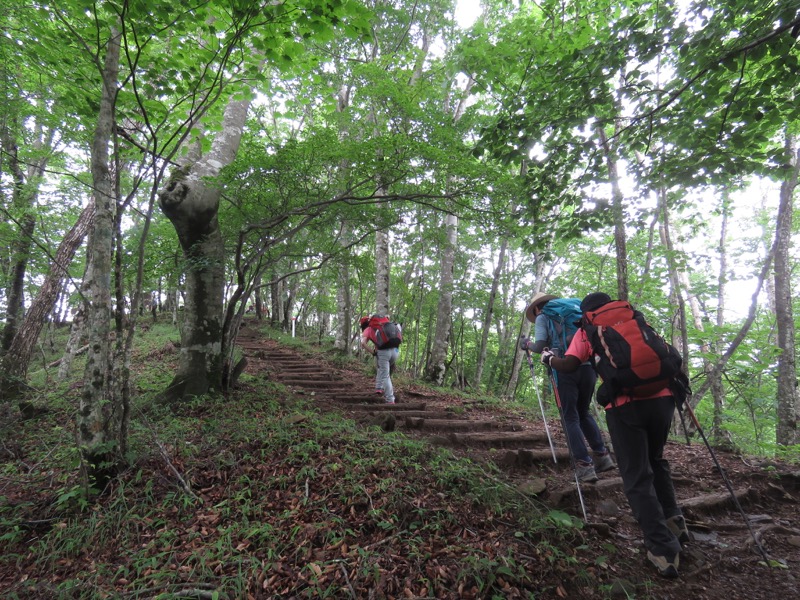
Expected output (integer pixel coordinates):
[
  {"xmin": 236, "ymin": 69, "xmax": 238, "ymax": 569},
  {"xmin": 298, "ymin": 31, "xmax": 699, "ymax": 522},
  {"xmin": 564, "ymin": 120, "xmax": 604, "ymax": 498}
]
[
  {"xmin": 545, "ymin": 353, "xmax": 581, "ymax": 373},
  {"xmin": 528, "ymin": 313, "xmax": 549, "ymax": 354},
  {"xmin": 542, "ymin": 329, "xmax": 590, "ymax": 373},
  {"xmin": 361, "ymin": 331, "xmax": 374, "ymax": 353}
]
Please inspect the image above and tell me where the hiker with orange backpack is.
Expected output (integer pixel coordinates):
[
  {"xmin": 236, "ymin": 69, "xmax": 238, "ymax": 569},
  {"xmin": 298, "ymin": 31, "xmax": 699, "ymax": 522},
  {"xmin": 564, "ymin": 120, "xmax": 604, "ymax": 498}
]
[
  {"xmin": 360, "ymin": 315, "xmax": 402, "ymax": 405},
  {"xmin": 521, "ymin": 292, "xmax": 615, "ymax": 483},
  {"xmin": 542, "ymin": 292, "xmax": 690, "ymax": 579}
]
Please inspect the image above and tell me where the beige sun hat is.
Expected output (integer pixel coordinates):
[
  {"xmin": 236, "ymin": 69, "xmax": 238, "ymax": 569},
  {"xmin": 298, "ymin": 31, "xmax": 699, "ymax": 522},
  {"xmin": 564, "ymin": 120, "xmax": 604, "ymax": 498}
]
[{"xmin": 525, "ymin": 292, "xmax": 558, "ymax": 322}]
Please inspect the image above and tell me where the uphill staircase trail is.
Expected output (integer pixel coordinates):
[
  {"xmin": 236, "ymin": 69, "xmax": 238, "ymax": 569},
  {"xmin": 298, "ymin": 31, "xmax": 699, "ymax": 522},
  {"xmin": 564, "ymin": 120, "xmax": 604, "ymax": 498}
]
[{"xmin": 237, "ymin": 326, "xmax": 800, "ymax": 599}]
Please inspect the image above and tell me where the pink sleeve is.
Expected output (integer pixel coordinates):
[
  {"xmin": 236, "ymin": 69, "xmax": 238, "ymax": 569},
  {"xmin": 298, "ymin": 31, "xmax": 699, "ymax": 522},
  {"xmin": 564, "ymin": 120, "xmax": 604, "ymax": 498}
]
[{"xmin": 565, "ymin": 329, "xmax": 592, "ymax": 363}]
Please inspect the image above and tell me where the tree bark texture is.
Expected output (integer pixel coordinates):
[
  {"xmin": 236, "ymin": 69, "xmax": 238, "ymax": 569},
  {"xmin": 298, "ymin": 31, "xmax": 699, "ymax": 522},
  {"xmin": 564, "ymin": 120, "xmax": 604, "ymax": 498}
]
[
  {"xmin": 474, "ymin": 238, "xmax": 506, "ymax": 388},
  {"xmin": 425, "ymin": 213, "xmax": 457, "ymax": 385},
  {"xmin": 0, "ymin": 203, "xmax": 94, "ymax": 401},
  {"xmin": 376, "ymin": 228, "xmax": 390, "ymax": 315},
  {"xmin": 597, "ymin": 125, "xmax": 628, "ymax": 300},
  {"xmin": 774, "ymin": 133, "xmax": 800, "ymax": 446},
  {"xmin": 79, "ymin": 27, "xmax": 121, "ymax": 484},
  {"xmin": 0, "ymin": 119, "xmax": 52, "ymax": 354},
  {"xmin": 711, "ymin": 189, "xmax": 732, "ymax": 442},
  {"xmin": 335, "ymin": 226, "xmax": 352, "ymax": 353},
  {"xmin": 158, "ymin": 97, "xmax": 251, "ymax": 402}
]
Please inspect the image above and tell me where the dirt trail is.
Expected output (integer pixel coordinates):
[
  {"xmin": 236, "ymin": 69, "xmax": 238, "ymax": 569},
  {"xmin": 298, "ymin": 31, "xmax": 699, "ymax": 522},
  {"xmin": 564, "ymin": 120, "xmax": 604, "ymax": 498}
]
[{"xmin": 239, "ymin": 326, "xmax": 800, "ymax": 599}]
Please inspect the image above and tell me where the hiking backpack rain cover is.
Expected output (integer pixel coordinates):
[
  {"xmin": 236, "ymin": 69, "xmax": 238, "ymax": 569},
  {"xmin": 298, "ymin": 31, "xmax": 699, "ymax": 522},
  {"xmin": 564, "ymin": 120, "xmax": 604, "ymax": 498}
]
[
  {"xmin": 540, "ymin": 298, "xmax": 583, "ymax": 354},
  {"xmin": 368, "ymin": 315, "xmax": 402, "ymax": 349},
  {"xmin": 582, "ymin": 300, "xmax": 682, "ymax": 400}
]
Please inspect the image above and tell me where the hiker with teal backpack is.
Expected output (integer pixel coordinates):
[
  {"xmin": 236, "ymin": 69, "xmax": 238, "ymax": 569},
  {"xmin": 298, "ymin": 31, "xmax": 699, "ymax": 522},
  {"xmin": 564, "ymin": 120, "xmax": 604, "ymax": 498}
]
[
  {"xmin": 542, "ymin": 292, "xmax": 690, "ymax": 579},
  {"xmin": 520, "ymin": 292, "xmax": 615, "ymax": 483}
]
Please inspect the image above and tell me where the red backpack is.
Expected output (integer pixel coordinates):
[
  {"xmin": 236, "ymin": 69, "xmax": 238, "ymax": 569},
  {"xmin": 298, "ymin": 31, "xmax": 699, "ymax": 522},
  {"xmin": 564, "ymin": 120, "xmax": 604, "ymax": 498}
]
[
  {"xmin": 582, "ymin": 300, "xmax": 682, "ymax": 401},
  {"xmin": 368, "ymin": 315, "xmax": 403, "ymax": 349}
]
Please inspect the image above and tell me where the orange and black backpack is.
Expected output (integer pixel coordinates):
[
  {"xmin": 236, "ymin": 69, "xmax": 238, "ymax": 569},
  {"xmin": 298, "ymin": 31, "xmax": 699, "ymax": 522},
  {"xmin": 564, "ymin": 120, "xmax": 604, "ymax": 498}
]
[
  {"xmin": 582, "ymin": 300, "xmax": 682, "ymax": 402},
  {"xmin": 368, "ymin": 314, "xmax": 403, "ymax": 350}
]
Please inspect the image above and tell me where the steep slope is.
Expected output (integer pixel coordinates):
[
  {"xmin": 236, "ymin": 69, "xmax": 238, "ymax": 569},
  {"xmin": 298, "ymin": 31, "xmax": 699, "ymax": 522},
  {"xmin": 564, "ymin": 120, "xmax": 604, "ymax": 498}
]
[{"xmin": 239, "ymin": 326, "xmax": 800, "ymax": 600}]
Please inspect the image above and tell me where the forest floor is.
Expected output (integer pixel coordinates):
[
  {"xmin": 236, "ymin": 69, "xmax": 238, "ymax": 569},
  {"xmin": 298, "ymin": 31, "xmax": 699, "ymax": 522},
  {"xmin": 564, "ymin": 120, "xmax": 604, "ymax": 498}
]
[{"xmin": 1, "ymin": 321, "xmax": 799, "ymax": 599}]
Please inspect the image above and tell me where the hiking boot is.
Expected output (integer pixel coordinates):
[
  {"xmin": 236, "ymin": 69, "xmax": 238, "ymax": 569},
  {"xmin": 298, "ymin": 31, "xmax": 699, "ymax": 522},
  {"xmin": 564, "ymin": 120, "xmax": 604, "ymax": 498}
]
[
  {"xmin": 667, "ymin": 515, "xmax": 691, "ymax": 545},
  {"xmin": 375, "ymin": 389, "xmax": 384, "ymax": 395},
  {"xmin": 647, "ymin": 550, "xmax": 679, "ymax": 578},
  {"xmin": 576, "ymin": 462, "xmax": 598, "ymax": 483},
  {"xmin": 594, "ymin": 452, "xmax": 616, "ymax": 473}
]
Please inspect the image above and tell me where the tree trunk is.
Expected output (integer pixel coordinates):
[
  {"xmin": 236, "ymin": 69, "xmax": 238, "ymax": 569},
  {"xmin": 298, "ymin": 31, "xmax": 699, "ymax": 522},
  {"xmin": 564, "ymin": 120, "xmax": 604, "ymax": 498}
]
[
  {"xmin": 597, "ymin": 125, "xmax": 628, "ymax": 300},
  {"xmin": 0, "ymin": 119, "xmax": 53, "ymax": 354},
  {"xmin": 335, "ymin": 224, "xmax": 352, "ymax": 353},
  {"xmin": 254, "ymin": 274, "xmax": 265, "ymax": 321},
  {"xmin": 711, "ymin": 189, "xmax": 732, "ymax": 442},
  {"xmin": 333, "ymin": 85, "xmax": 353, "ymax": 352},
  {"xmin": 775, "ymin": 132, "xmax": 800, "ymax": 446},
  {"xmin": 375, "ymin": 228, "xmax": 390, "ymax": 316},
  {"xmin": 474, "ymin": 238, "xmax": 507, "ymax": 388},
  {"xmin": 270, "ymin": 274, "xmax": 283, "ymax": 328},
  {"xmin": 0, "ymin": 202, "xmax": 94, "ymax": 401},
  {"xmin": 425, "ymin": 213, "xmax": 457, "ymax": 385},
  {"xmin": 158, "ymin": 97, "xmax": 252, "ymax": 402},
  {"xmin": 79, "ymin": 27, "xmax": 121, "ymax": 486}
]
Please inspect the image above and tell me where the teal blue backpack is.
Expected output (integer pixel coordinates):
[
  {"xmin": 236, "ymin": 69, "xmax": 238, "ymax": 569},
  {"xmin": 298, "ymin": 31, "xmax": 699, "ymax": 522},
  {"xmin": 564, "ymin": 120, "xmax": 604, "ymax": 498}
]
[{"xmin": 540, "ymin": 298, "xmax": 583, "ymax": 354}]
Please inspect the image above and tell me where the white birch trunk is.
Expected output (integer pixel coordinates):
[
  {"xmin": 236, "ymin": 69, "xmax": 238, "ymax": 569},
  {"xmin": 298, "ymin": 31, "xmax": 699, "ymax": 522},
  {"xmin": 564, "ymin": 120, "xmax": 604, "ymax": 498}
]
[
  {"xmin": 775, "ymin": 133, "xmax": 800, "ymax": 446},
  {"xmin": 79, "ymin": 27, "xmax": 121, "ymax": 482},
  {"xmin": 376, "ymin": 229, "xmax": 390, "ymax": 315}
]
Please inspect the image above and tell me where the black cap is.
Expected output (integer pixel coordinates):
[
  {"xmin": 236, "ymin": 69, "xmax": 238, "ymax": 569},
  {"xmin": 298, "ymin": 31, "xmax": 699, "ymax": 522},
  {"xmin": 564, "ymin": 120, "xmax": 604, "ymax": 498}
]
[{"xmin": 580, "ymin": 292, "xmax": 612, "ymax": 313}]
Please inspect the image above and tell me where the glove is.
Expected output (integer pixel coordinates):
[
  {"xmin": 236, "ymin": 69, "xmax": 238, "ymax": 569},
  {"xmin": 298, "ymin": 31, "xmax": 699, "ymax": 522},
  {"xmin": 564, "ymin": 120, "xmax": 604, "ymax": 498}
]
[
  {"xmin": 519, "ymin": 336, "xmax": 533, "ymax": 351},
  {"xmin": 540, "ymin": 349, "xmax": 555, "ymax": 367}
]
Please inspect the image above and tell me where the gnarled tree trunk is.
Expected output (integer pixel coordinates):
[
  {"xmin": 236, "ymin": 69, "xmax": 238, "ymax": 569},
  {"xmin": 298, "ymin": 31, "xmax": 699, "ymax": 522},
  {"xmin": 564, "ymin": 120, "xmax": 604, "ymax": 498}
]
[{"xmin": 158, "ymin": 98, "xmax": 251, "ymax": 402}]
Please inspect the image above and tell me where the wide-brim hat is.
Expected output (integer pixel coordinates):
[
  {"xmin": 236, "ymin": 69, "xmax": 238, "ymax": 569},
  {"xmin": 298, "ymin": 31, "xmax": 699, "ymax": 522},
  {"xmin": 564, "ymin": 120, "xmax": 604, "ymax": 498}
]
[{"xmin": 525, "ymin": 292, "xmax": 558, "ymax": 322}]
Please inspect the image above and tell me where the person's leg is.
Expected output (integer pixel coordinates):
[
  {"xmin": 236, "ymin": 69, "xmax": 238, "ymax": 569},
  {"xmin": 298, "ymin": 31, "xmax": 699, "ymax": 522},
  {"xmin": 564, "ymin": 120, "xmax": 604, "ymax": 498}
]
[
  {"xmin": 645, "ymin": 396, "xmax": 682, "ymax": 521},
  {"xmin": 373, "ymin": 352, "xmax": 383, "ymax": 393},
  {"xmin": 377, "ymin": 349, "xmax": 394, "ymax": 403},
  {"xmin": 389, "ymin": 348, "xmax": 397, "ymax": 375},
  {"xmin": 606, "ymin": 403, "xmax": 680, "ymax": 560},
  {"xmin": 575, "ymin": 365, "xmax": 607, "ymax": 454},
  {"xmin": 555, "ymin": 370, "xmax": 592, "ymax": 464}
]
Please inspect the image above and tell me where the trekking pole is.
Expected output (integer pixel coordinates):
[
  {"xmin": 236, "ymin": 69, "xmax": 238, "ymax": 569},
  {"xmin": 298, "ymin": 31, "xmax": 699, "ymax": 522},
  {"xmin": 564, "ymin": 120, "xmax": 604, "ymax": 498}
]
[
  {"xmin": 545, "ymin": 361, "xmax": 588, "ymax": 522},
  {"xmin": 677, "ymin": 404, "xmax": 692, "ymax": 445},
  {"xmin": 522, "ymin": 347, "xmax": 558, "ymax": 464},
  {"xmin": 677, "ymin": 400, "xmax": 771, "ymax": 563},
  {"xmin": 590, "ymin": 390, "xmax": 615, "ymax": 457}
]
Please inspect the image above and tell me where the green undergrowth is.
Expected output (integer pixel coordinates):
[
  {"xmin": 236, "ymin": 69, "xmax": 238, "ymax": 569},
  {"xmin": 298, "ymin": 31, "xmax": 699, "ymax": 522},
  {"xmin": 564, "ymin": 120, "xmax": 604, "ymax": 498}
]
[{"xmin": 1, "ymin": 322, "xmax": 595, "ymax": 599}]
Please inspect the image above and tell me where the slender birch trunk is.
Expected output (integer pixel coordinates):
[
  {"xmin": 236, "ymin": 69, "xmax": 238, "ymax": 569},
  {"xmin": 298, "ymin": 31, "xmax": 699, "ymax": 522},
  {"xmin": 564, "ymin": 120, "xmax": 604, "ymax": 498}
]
[
  {"xmin": 774, "ymin": 132, "xmax": 800, "ymax": 446},
  {"xmin": 597, "ymin": 125, "xmax": 628, "ymax": 300},
  {"xmin": 79, "ymin": 26, "xmax": 121, "ymax": 485},
  {"xmin": 474, "ymin": 238, "xmax": 507, "ymax": 388},
  {"xmin": 1, "ymin": 202, "xmax": 93, "ymax": 400},
  {"xmin": 425, "ymin": 213, "xmax": 457, "ymax": 385}
]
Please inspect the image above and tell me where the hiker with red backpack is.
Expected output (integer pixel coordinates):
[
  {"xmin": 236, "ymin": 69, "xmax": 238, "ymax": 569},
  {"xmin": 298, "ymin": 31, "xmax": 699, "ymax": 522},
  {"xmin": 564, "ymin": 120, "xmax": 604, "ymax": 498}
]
[
  {"xmin": 360, "ymin": 315, "xmax": 402, "ymax": 405},
  {"xmin": 520, "ymin": 292, "xmax": 616, "ymax": 483},
  {"xmin": 542, "ymin": 292, "xmax": 690, "ymax": 579}
]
